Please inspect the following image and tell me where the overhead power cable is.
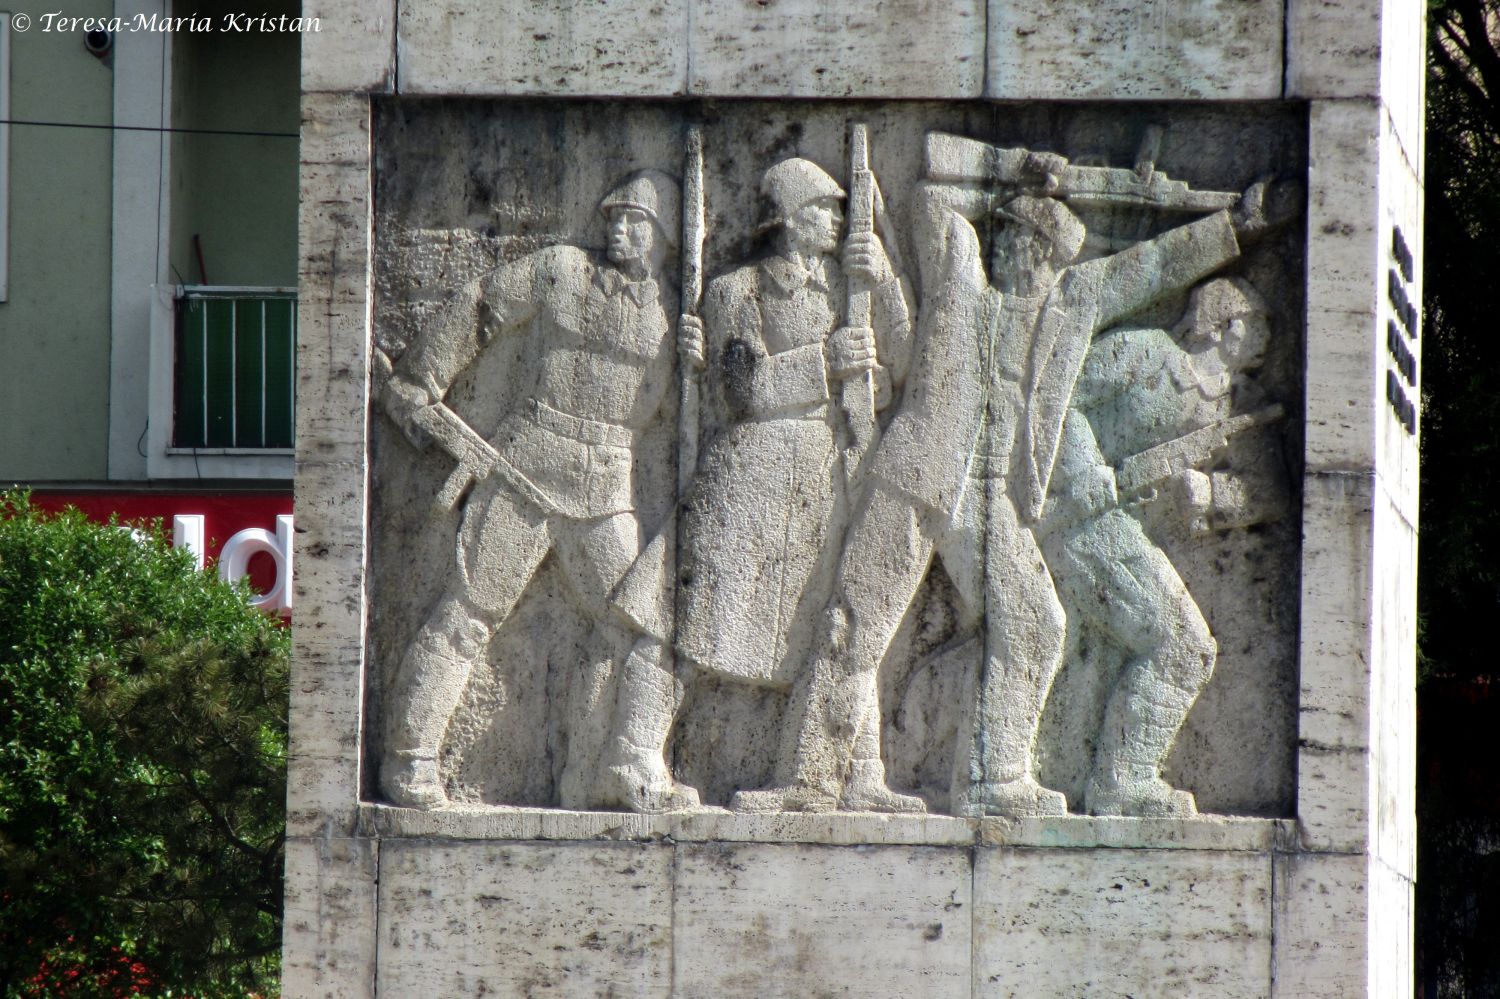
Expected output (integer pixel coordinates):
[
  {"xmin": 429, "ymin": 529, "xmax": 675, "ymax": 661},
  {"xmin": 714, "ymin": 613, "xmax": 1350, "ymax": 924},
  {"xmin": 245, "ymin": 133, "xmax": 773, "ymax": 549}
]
[{"xmin": 0, "ymin": 117, "xmax": 297, "ymax": 138}]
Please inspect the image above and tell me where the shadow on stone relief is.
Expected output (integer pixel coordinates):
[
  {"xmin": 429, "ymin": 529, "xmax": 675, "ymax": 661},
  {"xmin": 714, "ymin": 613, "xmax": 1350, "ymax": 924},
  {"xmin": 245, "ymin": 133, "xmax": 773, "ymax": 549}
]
[{"xmin": 366, "ymin": 100, "xmax": 1305, "ymax": 819}]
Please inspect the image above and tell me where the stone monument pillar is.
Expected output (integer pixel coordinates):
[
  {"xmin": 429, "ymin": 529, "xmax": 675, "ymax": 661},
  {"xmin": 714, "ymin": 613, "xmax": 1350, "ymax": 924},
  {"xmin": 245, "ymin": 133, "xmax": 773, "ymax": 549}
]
[{"xmin": 284, "ymin": 0, "xmax": 1422, "ymax": 994}]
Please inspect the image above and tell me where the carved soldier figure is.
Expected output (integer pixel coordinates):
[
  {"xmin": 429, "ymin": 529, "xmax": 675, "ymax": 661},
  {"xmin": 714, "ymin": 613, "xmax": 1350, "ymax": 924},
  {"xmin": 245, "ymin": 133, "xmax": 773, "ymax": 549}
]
[
  {"xmin": 1042, "ymin": 277, "xmax": 1281, "ymax": 815},
  {"xmin": 379, "ymin": 170, "xmax": 700, "ymax": 813},
  {"xmin": 752, "ymin": 142, "xmax": 1268, "ymax": 816},
  {"xmin": 675, "ymin": 156, "xmax": 921, "ymax": 812}
]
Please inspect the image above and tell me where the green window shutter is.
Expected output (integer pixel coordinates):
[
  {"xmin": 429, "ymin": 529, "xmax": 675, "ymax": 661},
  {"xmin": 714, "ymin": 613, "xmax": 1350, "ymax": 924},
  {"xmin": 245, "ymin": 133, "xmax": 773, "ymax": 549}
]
[{"xmin": 174, "ymin": 289, "xmax": 297, "ymax": 449}]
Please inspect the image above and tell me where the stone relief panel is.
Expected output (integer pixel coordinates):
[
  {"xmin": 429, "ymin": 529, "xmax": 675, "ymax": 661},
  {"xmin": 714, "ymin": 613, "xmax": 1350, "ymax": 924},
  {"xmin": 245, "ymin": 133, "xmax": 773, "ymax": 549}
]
[{"xmin": 366, "ymin": 100, "xmax": 1305, "ymax": 819}]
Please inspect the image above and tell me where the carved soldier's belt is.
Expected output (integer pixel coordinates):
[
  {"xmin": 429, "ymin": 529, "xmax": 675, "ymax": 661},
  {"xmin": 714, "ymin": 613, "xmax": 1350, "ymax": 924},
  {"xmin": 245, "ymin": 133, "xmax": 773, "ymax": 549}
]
[{"xmin": 526, "ymin": 398, "xmax": 639, "ymax": 448}]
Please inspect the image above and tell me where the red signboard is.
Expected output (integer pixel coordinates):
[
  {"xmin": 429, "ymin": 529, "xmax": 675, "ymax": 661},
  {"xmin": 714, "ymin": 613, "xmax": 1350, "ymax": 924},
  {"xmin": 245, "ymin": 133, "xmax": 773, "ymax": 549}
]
[{"xmin": 28, "ymin": 490, "xmax": 294, "ymax": 610}]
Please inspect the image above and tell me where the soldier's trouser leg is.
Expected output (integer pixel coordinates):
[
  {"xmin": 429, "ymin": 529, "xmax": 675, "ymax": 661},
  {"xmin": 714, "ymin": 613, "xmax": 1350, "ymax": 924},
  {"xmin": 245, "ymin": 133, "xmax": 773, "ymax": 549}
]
[
  {"xmin": 1056, "ymin": 510, "xmax": 1216, "ymax": 816},
  {"xmin": 595, "ymin": 638, "xmax": 700, "ymax": 812},
  {"xmin": 771, "ymin": 481, "xmax": 939, "ymax": 808},
  {"xmin": 949, "ymin": 484, "xmax": 1069, "ymax": 816},
  {"xmin": 382, "ymin": 485, "xmax": 552, "ymax": 807},
  {"xmin": 555, "ymin": 512, "xmax": 698, "ymax": 812}
]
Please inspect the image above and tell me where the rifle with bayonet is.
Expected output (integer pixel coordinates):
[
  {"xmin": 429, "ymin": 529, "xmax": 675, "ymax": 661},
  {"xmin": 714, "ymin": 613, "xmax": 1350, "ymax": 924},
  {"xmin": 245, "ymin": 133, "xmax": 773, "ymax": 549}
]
[
  {"xmin": 841, "ymin": 123, "xmax": 881, "ymax": 483},
  {"xmin": 679, "ymin": 126, "xmax": 707, "ymax": 500},
  {"xmin": 924, "ymin": 129, "xmax": 1239, "ymax": 213}
]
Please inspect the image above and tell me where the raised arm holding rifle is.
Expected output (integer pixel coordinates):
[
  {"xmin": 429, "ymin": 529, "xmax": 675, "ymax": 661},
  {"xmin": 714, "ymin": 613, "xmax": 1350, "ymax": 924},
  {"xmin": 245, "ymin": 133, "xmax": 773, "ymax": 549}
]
[{"xmin": 751, "ymin": 129, "xmax": 1284, "ymax": 817}]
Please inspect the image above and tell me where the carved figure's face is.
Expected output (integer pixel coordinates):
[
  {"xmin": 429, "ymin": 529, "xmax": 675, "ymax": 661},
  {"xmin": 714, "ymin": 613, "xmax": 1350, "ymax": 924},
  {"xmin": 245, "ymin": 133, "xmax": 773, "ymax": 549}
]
[
  {"xmin": 990, "ymin": 222, "xmax": 1054, "ymax": 292},
  {"xmin": 1221, "ymin": 314, "xmax": 1272, "ymax": 369},
  {"xmin": 607, "ymin": 207, "xmax": 658, "ymax": 268},
  {"xmin": 784, "ymin": 196, "xmax": 843, "ymax": 255}
]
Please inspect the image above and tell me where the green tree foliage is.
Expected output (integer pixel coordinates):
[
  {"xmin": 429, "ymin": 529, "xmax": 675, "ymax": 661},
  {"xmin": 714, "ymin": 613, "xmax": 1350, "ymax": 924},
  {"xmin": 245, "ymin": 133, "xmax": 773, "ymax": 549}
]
[
  {"xmin": 0, "ymin": 493, "xmax": 287, "ymax": 996},
  {"xmin": 1420, "ymin": 2, "xmax": 1500, "ymax": 996}
]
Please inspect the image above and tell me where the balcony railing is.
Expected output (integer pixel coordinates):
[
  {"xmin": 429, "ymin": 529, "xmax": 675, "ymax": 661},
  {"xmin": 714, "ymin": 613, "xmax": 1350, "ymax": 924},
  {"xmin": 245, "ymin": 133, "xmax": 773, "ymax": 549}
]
[{"xmin": 173, "ymin": 286, "xmax": 296, "ymax": 450}]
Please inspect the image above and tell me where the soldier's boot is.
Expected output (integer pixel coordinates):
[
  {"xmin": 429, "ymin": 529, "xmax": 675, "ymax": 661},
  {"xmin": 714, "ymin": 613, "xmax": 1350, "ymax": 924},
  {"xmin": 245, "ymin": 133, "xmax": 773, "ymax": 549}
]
[
  {"xmin": 733, "ymin": 666, "xmax": 859, "ymax": 813},
  {"xmin": 950, "ymin": 667, "xmax": 1066, "ymax": 819},
  {"xmin": 1082, "ymin": 651, "xmax": 1202, "ymax": 818},
  {"xmin": 595, "ymin": 637, "xmax": 699, "ymax": 813},
  {"xmin": 383, "ymin": 750, "xmax": 448, "ymax": 809},
  {"xmin": 953, "ymin": 777, "xmax": 1067, "ymax": 818},
  {"xmin": 842, "ymin": 760, "xmax": 927, "ymax": 813},
  {"xmin": 839, "ymin": 699, "xmax": 925, "ymax": 813},
  {"xmin": 381, "ymin": 603, "xmax": 494, "ymax": 810}
]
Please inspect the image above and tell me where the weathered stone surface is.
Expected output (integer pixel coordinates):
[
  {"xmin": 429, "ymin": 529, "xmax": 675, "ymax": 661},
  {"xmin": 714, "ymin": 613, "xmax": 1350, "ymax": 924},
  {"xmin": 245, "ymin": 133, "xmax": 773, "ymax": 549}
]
[
  {"xmin": 976, "ymin": 847, "xmax": 1273, "ymax": 997},
  {"xmin": 377, "ymin": 841, "xmax": 672, "ymax": 995},
  {"xmin": 281, "ymin": 838, "xmax": 378, "ymax": 999},
  {"xmin": 286, "ymin": 2, "xmax": 1425, "ymax": 994},
  {"xmin": 689, "ymin": 0, "xmax": 984, "ymax": 98},
  {"xmin": 1296, "ymin": 470, "xmax": 1375, "ymax": 855},
  {"xmin": 987, "ymin": 0, "xmax": 1284, "ymax": 101},
  {"xmin": 290, "ymin": 93, "xmax": 373, "ymax": 835},
  {"xmin": 1270, "ymin": 851, "xmax": 1368, "ymax": 997},
  {"xmin": 1372, "ymin": 484, "xmax": 1417, "ymax": 881},
  {"xmin": 398, "ymin": 0, "xmax": 687, "ymax": 96},
  {"xmin": 1287, "ymin": 0, "xmax": 1429, "ymax": 155},
  {"xmin": 363, "ymin": 101, "xmax": 1305, "ymax": 822},
  {"xmin": 357, "ymin": 803, "xmax": 1291, "ymax": 849},
  {"xmin": 673, "ymin": 843, "xmax": 971, "ymax": 997},
  {"xmin": 301, "ymin": 0, "xmax": 394, "ymax": 94}
]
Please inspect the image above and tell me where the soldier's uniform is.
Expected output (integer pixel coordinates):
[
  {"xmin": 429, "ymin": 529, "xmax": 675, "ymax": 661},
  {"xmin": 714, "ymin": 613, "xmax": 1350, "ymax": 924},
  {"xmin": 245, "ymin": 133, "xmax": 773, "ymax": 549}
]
[
  {"xmin": 381, "ymin": 172, "xmax": 687, "ymax": 810},
  {"xmin": 777, "ymin": 188, "xmax": 1243, "ymax": 816}
]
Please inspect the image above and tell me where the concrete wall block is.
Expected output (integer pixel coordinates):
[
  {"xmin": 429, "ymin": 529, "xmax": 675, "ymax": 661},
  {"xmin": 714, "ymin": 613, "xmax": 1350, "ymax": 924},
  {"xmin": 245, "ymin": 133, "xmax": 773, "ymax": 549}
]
[
  {"xmin": 398, "ymin": 0, "xmax": 688, "ymax": 96},
  {"xmin": 1304, "ymin": 100, "xmax": 1385, "ymax": 474},
  {"xmin": 1271, "ymin": 851, "xmax": 1368, "ymax": 997},
  {"xmin": 1380, "ymin": 0, "xmax": 1427, "ymax": 168},
  {"xmin": 1304, "ymin": 308, "xmax": 1381, "ymax": 475},
  {"xmin": 1375, "ymin": 121, "xmax": 1422, "ymax": 515},
  {"xmin": 302, "ymin": 0, "xmax": 396, "ymax": 94},
  {"xmin": 1369, "ymin": 856, "xmax": 1415, "ymax": 998},
  {"xmin": 1287, "ymin": 0, "xmax": 1382, "ymax": 99},
  {"xmin": 1305, "ymin": 100, "xmax": 1383, "ymax": 319},
  {"xmin": 377, "ymin": 841, "xmax": 673, "ymax": 995},
  {"xmin": 282, "ymin": 837, "xmax": 379, "ymax": 999},
  {"xmin": 975, "ymin": 848, "xmax": 1273, "ymax": 998},
  {"xmin": 1296, "ymin": 470, "xmax": 1375, "ymax": 854},
  {"xmin": 1371, "ymin": 486, "xmax": 1416, "ymax": 880},
  {"xmin": 688, "ymin": 0, "xmax": 984, "ymax": 97},
  {"xmin": 987, "ymin": 0, "xmax": 1283, "ymax": 100},
  {"xmin": 673, "ymin": 843, "xmax": 972, "ymax": 997},
  {"xmin": 1289, "ymin": 0, "xmax": 1427, "ymax": 163}
]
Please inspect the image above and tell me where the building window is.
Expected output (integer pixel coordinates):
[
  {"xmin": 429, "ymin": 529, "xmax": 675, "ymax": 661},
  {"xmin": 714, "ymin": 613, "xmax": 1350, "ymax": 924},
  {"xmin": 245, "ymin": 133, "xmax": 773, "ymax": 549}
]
[{"xmin": 172, "ymin": 287, "xmax": 296, "ymax": 450}]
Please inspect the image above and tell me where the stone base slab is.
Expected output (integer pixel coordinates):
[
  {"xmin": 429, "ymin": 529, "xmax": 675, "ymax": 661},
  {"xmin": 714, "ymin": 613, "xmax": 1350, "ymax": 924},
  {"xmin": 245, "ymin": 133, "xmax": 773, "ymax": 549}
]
[{"xmin": 287, "ymin": 823, "xmax": 1355, "ymax": 997}]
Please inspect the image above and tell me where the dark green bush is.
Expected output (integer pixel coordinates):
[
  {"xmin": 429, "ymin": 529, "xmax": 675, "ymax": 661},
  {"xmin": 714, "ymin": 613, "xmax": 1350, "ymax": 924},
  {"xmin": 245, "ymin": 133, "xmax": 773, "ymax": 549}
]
[{"xmin": 0, "ymin": 492, "xmax": 287, "ymax": 996}]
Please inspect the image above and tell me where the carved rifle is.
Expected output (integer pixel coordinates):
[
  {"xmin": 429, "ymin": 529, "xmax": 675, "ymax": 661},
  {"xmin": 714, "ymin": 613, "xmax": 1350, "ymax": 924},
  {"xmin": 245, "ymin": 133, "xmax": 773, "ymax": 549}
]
[
  {"xmin": 1115, "ymin": 403, "xmax": 1284, "ymax": 499},
  {"xmin": 924, "ymin": 130, "xmax": 1239, "ymax": 213},
  {"xmin": 679, "ymin": 125, "xmax": 706, "ymax": 499},
  {"xmin": 841, "ymin": 123, "xmax": 880, "ymax": 484},
  {"xmin": 372, "ymin": 347, "xmax": 500, "ymax": 510}
]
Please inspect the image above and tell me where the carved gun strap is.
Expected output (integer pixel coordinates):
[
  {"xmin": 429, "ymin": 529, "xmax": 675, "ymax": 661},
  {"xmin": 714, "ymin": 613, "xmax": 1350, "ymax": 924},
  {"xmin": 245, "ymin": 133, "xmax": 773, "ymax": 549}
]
[
  {"xmin": 411, "ymin": 403, "xmax": 501, "ymax": 510},
  {"xmin": 842, "ymin": 124, "xmax": 880, "ymax": 479}
]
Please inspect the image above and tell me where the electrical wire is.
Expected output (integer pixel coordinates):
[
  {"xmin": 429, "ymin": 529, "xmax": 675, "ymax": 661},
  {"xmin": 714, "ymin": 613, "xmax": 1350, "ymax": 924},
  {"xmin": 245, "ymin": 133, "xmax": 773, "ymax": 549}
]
[{"xmin": 0, "ymin": 116, "xmax": 296, "ymax": 138}]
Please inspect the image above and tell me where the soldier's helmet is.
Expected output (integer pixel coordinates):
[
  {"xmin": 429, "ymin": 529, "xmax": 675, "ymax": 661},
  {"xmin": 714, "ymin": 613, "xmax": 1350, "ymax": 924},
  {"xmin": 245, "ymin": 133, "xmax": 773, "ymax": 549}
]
[
  {"xmin": 995, "ymin": 195, "xmax": 1086, "ymax": 268},
  {"xmin": 1177, "ymin": 277, "xmax": 1271, "ymax": 367},
  {"xmin": 599, "ymin": 170, "xmax": 681, "ymax": 250},
  {"xmin": 758, "ymin": 158, "xmax": 845, "ymax": 232}
]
